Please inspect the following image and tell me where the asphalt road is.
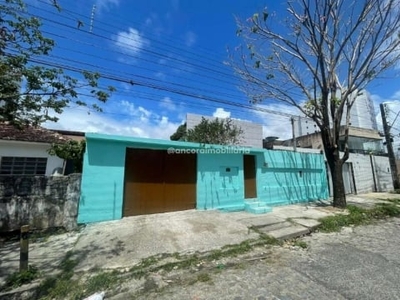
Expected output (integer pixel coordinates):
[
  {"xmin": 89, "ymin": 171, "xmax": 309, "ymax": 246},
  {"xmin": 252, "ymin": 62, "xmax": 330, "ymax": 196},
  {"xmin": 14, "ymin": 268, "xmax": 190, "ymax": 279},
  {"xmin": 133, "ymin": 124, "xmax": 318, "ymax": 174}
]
[{"xmin": 127, "ymin": 218, "xmax": 400, "ymax": 300}]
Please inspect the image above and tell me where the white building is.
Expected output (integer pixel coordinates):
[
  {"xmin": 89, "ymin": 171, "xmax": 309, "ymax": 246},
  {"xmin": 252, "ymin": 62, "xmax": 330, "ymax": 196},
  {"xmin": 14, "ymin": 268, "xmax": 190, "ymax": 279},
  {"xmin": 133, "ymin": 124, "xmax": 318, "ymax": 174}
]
[{"xmin": 293, "ymin": 89, "xmax": 377, "ymax": 137}]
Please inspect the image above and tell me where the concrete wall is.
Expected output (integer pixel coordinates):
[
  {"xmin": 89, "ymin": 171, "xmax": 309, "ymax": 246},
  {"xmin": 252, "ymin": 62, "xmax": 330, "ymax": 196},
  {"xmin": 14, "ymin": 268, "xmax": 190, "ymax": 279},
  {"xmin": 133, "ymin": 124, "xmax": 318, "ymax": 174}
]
[
  {"xmin": 327, "ymin": 153, "xmax": 393, "ymax": 196},
  {"xmin": 186, "ymin": 113, "xmax": 263, "ymax": 148},
  {"xmin": 0, "ymin": 140, "xmax": 65, "ymax": 176},
  {"xmin": 0, "ymin": 174, "xmax": 81, "ymax": 232},
  {"xmin": 351, "ymin": 154, "xmax": 393, "ymax": 193},
  {"xmin": 372, "ymin": 156, "xmax": 393, "ymax": 192}
]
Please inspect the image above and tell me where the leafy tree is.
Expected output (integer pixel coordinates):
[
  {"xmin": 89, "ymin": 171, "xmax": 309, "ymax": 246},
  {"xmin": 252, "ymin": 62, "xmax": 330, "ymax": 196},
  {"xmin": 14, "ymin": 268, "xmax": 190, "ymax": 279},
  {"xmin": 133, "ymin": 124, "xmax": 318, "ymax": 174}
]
[
  {"xmin": 170, "ymin": 122, "xmax": 187, "ymax": 141},
  {"xmin": 184, "ymin": 117, "xmax": 243, "ymax": 145},
  {"xmin": 48, "ymin": 140, "xmax": 86, "ymax": 173},
  {"xmin": 230, "ymin": 0, "xmax": 400, "ymax": 207},
  {"xmin": 0, "ymin": 0, "xmax": 115, "ymax": 126}
]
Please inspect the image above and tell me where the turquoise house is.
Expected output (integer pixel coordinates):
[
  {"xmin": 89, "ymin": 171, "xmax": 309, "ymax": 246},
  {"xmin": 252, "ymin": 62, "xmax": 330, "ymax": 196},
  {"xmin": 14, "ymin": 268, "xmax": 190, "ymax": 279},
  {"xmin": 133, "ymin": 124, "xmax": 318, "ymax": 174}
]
[{"xmin": 78, "ymin": 133, "xmax": 329, "ymax": 223}]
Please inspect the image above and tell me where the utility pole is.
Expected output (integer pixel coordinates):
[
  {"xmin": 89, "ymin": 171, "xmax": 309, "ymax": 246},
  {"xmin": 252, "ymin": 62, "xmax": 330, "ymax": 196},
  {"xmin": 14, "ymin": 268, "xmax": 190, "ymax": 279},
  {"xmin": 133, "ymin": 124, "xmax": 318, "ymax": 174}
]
[
  {"xmin": 380, "ymin": 103, "xmax": 400, "ymax": 189},
  {"xmin": 291, "ymin": 117, "xmax": 297, "ymax": 152}
]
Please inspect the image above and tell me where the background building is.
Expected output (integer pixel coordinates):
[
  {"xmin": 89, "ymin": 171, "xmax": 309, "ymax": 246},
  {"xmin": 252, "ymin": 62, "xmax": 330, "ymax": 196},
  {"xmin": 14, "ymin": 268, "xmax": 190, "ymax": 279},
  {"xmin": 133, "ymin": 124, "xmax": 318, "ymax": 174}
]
[{"xmin": 186, "ymin": 113, "xmax": 263, "ymax": 148}]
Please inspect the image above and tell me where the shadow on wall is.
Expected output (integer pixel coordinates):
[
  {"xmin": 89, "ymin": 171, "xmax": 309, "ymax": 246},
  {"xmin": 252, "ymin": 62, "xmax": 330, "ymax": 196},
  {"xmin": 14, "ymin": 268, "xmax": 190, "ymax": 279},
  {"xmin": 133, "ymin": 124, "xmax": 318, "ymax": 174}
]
[
  {"xmin": 265, "ymin": 151, "xmax": 327, "ymax": 204},
  {"xmin": 199, "ymin": 171, "xmax": 220, "ymax": 210}
]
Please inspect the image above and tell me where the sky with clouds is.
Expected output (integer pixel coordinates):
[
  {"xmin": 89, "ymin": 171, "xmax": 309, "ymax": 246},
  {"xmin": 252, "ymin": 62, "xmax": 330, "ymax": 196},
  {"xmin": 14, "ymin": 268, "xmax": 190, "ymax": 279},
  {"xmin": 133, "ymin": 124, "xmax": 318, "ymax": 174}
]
[{"xmin": 21, "ymin": 0, "xmax": 400, "ymax": 142}]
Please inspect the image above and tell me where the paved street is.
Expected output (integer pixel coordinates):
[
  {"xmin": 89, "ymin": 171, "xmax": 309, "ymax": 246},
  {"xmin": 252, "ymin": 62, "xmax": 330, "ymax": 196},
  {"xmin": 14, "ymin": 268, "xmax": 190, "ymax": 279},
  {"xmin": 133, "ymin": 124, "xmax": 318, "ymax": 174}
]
[{"xmin": 128, "ymin": 218, "xmax": 400, "ymax": 300}]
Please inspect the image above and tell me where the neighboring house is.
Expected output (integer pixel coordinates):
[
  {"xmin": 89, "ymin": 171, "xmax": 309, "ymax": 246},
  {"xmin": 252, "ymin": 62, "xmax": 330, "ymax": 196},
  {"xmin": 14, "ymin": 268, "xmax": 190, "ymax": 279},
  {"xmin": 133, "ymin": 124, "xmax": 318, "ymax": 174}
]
[
  {"xmin": 284, "ymin": 126, "xmax": 384, "ymax": 155},
  {"xmin": 186, "ymin": 113, "xmax": 263, "ymax": 148},
  {"xmin": 78, "ymin": 133, "xmax": 328, "ymax": 224},
  {"xmin": 49, "ymin": 129, "xmax": 85, "ymax": 142},
  {"xmin": 0, "ymin": 123, "xmax": 69, "ymax": 176},
  {"xmin": 280, "ymin": 127, "xmax": 392, "ymax": 195}
]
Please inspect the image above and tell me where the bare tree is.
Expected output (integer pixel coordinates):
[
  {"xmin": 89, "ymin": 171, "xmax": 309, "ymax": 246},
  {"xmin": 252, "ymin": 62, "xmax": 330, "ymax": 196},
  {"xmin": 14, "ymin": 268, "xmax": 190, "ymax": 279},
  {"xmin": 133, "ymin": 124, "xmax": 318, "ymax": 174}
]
[{"xmin": 230, "ymin": 0, "xmax": 400, "ymax": 207}]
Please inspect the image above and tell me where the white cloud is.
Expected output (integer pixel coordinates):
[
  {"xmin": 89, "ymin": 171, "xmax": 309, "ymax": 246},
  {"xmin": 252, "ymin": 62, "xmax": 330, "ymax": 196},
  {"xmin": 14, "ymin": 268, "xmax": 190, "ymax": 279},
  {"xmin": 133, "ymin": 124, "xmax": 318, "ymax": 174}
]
[
  {"xmin": 213, "ymin": 108, "xmax": 231, "ymax": 118},
  {"xmin": 115, "ymin": 28, "xmax": 147, "ymax": 54},
  {"xmin": 96, "ymin": 0, "xmax": 119, "ymax": 12},
  {"xmin": 159, "ymin": 97, "xmax": 176, "ymax": 111},
  {"xmin": 43, "ymin": 104, "xmax": 183, "ymax": 140},
  {"xmin": 155, "ymin": 72, "xmax": 166, "ymax": 80},
  {"xmin": 184, "ymin": 31, "xmax": 197, "ymax": 47}
]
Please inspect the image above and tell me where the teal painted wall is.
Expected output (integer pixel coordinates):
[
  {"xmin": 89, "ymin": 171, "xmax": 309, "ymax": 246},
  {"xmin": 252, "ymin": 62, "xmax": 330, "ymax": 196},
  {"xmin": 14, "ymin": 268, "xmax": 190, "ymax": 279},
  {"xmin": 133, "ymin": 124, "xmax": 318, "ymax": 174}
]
[
  {"xmin": 78, "ymin": 133, "xmax": 328, "ymax": 223},
  {"xmin": 256, "ymin": 151, "xmax": 328, "ymax": 205},
  {"xmin": 78, "ymin": 139, "xmax": 126, "ymax": 223},
  {"xmin": 197, "ymin": 153, "xmax": 245, "ymax": 210},
  {"xmin": 195, "ymin": 150, "xmax": 328, "ymax": 211},
  {"xmin": 78, "ymin": 134, "xmax": 212, "ymax": 223}
]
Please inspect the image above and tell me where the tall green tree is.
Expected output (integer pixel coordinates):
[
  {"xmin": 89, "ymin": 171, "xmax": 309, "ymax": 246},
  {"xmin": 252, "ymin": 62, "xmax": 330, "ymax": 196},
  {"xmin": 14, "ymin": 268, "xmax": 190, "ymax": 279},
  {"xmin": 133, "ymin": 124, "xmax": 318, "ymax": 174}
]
[
  {"xmin": 231, "ymin": 0, "xmax": 400, "ymax": 207},
  {"xmin": 0, "ymin": 0, "xmax": 115, "ymax": 126},
  {"xmin": 170, "ymin": 122, "xmax": 187, "ymax": 141},
  {"xmin": 182, "ymin": 117, "xmax": 243, "ymax": 145}
]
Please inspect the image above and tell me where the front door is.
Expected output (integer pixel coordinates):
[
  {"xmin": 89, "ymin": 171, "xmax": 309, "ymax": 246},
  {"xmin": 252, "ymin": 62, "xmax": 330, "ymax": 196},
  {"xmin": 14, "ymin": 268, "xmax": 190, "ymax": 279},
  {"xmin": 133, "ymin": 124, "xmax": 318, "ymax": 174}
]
[{"xmin": 244, "ymin": 155, "xmax": 257, "ymax": 198}]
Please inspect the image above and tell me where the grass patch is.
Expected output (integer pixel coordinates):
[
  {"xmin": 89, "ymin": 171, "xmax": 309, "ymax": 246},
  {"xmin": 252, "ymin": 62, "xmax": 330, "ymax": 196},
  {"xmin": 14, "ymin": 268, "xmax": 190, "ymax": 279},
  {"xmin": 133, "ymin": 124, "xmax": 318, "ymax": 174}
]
[
  {"xmin": 38, "ymin": 271, "xmax": 120, "ymax": 300},
  {"xmin": 197, "ymin": 273, "xmax": 212, "ymax": 283},
  {"xmin": 382, "ymin": 198, "xmax": 400, "ymax": 205},
  {"xmin": 319, "ymin": 203, "xmax": 400, "ymax": 232},
  {"xmin": 293, "ymin": 240, "xmax": 308, "ymax": 249},
  {"xmin": 36, "ymin": 250, "xmax": 86, "ymax": 299},
  {"xmin": 1, "ymin": 265, "xmax": 40, "ymax": 291},
  {"xmin": 84, "ymin": 271, "xmax": 119, "ymax": 296}
]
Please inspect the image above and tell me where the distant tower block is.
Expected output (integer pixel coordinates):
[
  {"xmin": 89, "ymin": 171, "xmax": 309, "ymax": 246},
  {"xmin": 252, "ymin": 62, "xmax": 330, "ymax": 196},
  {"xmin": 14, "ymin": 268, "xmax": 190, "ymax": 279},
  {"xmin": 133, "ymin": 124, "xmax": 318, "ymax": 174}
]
[{"xmin": 349, "ymin": 90, "xmax": 378, "ymax": 130}]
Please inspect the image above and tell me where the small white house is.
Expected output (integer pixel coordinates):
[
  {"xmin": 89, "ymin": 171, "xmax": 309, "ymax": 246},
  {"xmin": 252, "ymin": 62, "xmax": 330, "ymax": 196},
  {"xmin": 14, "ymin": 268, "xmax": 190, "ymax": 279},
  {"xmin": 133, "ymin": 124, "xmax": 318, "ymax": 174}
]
[{"xmin": 0, "ymin": 123, "xmax": 68, "ymax": 176}]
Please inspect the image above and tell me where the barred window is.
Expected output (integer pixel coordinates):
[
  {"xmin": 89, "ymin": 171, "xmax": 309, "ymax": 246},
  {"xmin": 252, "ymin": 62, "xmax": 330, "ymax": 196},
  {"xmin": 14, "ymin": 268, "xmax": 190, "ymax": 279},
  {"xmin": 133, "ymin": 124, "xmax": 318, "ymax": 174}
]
[{"xmin": 0, "ymin": 157, "xmax": 47, "ymax": 175}]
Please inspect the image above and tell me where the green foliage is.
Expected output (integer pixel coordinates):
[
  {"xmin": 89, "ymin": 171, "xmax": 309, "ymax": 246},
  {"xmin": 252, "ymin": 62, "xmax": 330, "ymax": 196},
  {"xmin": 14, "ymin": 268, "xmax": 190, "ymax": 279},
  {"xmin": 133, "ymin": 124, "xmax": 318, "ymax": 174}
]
[
  {"xmin": 196, "ymin": 273, "xmax": 212, "ymax": 283},
  {"xmin": 319, "ymin": 203, "xmax": 400, "ymax": 232},
  {"xmin": 84, "ymin": 271, "xmax": 119, "ymax": 296},
  {"xmin": 293, "ymin": 240, "xmax": 308, "ymax": 249},
  {"xmin": 0, "ymin": 0, "xmax": 115, "ymax": 126},
  {"xmin": 48, "ymin": 140, "xmax": 86, "ymax": 172},
  {"xmin": 2, "ymin": 265, "xmax": 40, "ymax": 291},
  {"xmin": 185, "ymin": 117, "xmax": 243, "ymax": 145},
  {"xmin": 170, "ymin": 122, "xmax": 187, "ymax": 141}
]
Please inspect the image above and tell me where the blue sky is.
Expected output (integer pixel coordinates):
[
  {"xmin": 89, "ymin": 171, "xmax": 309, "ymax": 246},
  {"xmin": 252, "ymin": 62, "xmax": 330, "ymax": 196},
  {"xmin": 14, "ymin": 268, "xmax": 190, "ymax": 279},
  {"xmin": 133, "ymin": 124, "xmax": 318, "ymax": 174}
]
[{"xmin": 21, "ymin": 0, "xmax": 400, "ymax": 140}]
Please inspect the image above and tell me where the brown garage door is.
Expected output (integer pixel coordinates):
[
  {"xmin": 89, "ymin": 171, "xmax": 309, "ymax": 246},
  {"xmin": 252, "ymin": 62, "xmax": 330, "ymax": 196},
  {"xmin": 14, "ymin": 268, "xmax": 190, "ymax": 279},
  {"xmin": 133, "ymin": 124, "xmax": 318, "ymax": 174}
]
[{"xmin": 123, "ymin": 148, "xmax": 197, "ymax": 216}]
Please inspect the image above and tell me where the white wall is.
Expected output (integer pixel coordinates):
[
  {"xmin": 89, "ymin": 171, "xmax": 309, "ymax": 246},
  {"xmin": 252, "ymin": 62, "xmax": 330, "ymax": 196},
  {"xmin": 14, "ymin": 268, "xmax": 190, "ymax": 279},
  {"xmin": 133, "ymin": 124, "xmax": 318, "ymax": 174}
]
[
  {"xmin": 347, "ymin": 153, "xmax": 376, "ymax": 194},
  {"xmin": 0, "ymin": 140, "xmax": 64, "ymax": 176},
  {"xmin": 293, "ymin": 89, "xmax": 377, "ymax": 137},
  {"xmin": 372, "ymin": 155, "xmax": 393, "ymax": 192},
  {"xmin": 326, "ymin": 153, "xmax": 393, "ymax": 195}
]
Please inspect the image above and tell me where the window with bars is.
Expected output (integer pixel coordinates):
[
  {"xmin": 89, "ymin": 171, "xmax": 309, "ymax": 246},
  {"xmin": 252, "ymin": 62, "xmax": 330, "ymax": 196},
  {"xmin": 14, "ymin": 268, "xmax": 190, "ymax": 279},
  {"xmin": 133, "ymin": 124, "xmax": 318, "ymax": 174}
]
[{"xmin": 0, "ymin": 157, "xmax": 48, "ymax": 176}]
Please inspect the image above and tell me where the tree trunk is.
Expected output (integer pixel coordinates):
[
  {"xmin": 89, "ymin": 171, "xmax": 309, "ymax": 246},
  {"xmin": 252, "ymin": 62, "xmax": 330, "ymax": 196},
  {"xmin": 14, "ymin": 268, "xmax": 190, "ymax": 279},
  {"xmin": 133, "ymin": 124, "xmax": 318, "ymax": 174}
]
[{"xmin": 330, "ymin": 160, "xmax": 346, "ymax": 208}]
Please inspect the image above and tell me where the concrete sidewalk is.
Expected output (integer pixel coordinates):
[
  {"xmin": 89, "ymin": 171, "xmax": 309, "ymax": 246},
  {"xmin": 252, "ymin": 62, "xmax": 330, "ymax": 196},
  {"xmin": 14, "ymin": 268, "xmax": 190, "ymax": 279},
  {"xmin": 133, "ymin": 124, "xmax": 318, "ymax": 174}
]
[{"xmin": 0, "ymin": 192, "xmax": 394, "ymax": 287}]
